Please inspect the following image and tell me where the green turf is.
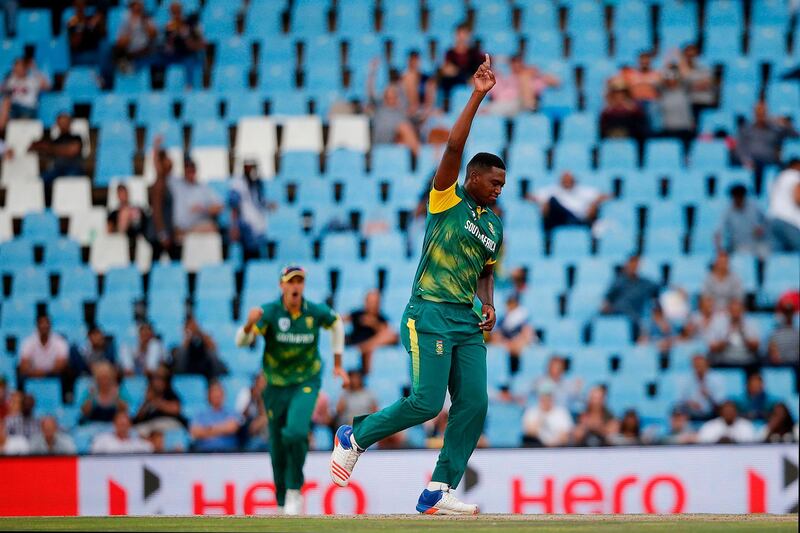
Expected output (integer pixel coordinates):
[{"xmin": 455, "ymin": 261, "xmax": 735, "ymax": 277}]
[{"xmin": 0, "ymin": 515, "xmax": 796, "ymax": 533}]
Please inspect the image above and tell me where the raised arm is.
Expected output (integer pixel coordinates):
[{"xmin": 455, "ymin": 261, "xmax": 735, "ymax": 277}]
[{"xmin": 432, "ymin": 54, "xmax": 496, "ymax": 191}]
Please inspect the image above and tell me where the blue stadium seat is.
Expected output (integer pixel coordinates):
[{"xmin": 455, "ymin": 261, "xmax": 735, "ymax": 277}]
[
  {"xmin": 523, "ymin": 30, "xmax": 563, "ymax": 61},
  {"xmin": 273, "ymin": 235, "xmax": 313, "ymax": 263},
  {"xmin": 26, "ymin": 378, "xmax": 62, "ymax": 413},
  {"xmin": 698, "ymin": 109, "xmax": 735, "ymax": 135},
  {"xmin": 530, "ymin": 259, "xmax": 568, "ymax": 291},
  {"xmin": 91, "ymin": 94, "xmax": 129, "ymax": 125},
  {"xmin": 115, "ymin": 69, "xmax": 149, "ymax": 94},
  {"xmin": 571, "ymin": 29, "xmax": 608, "ymax": 63},
  {"xmin": 749, "ymin": 25, "xmax": 786, "ymax": 62},
  {"xmin": 720, "ymin": 81, "xmax": 758, "ymax": 115},
  {"xmin": 566, "ymin": 285, "xmax": 607, "ymax": 321},
  {"xmin": 365, "ymin": 232, "xmax": 406, "ymax": 262},
  {"xmin": 591, "ymin": 316, "xmax": 632, "ymax": 347},
  {"xmin": 703, "ymin": 26, "xmax": 743, "ymax": 63},
  {"xmin": 192, "ymin": 119, "xmax": 227, "ymax": 147},
  {"xmin": 336, "ymin": 0, "xmax": 375, "ymax": 37},
  {"xmin": 561, "ymin": 113, "xmax": 598, "ymax": 144},
  {"xmin": 519, "ymin": 0, "xmax": 557, "ymax": 32},
  {"xmin": 320, "ymin": 233, "xmax": 361, "ymax": 262},
  {"xmin": 58, "ymin": 266, "xmax": 97, "ymax": 301},
  {"xmin": 670, "ymin": 170, "xmax": 709, "ymax": 203},
  {"xmin": 43, "ymin": 239, "xmax": 81, "ymax": 272},
  {"xmin": 194, "ymin": 295, "xmax": 233, "ymax": 327},
  {"xmin": 644, "ymin": 139, "xmax": 683, "ymax": 171},
  {"xmin": 573, "ymin": 257, "xmax": 614, "ymax": 289},
  {"xmin": 291, "ymin": 0, "xmax": 330, "ymax": 37},
  {"xmin": 196, "ymin": 263, "xmax": 235, "ymax": 300},
  {"xmin": 212, "ymin": 64, "xmax": 249, "ymax": 92},
  {"xmin": 707, "ymin": 0, "xmax": 743, "ymax": 28},
  {"xmin": 49, "ymin": 298, "xmax": 85, "ymax": 338},
  {"xmin": 660, "ymin": 0, "xmax": 698, "ymax": 32},
  {"xmin": 486, "ymin": 402, "xmax": 523, "ymax": 447},
  {"xmin": 539, "ymin": 85, "xmax": 578, "ymax": 119},
  {"xmin": 762, "ymin": 368, "xmax": 796, "ymax": 398},
  {"xmin": 173, "ymin": 375, "xmax": 207, "ymax": 406},
  {"xmin": 512, "ymin": 113, "xmax": 552, "ymax": 145},
  {"xmin": 268, "ymin": 90, "xmax": 308, "ymax": 115},
  {"xmin": 182, "ymin": 91, "xmax": 221, "ymax": 123},
  {"xmin": 0, "ymin": 297, "xmax": 38, "ymax": 333},
  {"xmin": 36, "ymin": 38, "xmax": 70, "ymax": 77},
  {"xmin": 39, "ymin": 93, "xmax": 73, "ymax": 126},
  {"xmin": 765, "ymin": 82, "xmax": 800, "ymax": 116},
  {"xmin": 202, "ymin": 3, "xmax": 236, "ymax": 40},
  {"xmin": 474, "ymin": 0, "xmax": 512, "ymax": 32},
  {"xmin": 224, "ymin": 91, "xmax": 264, "ymax": 121},
  {"xmin": 478, "ymin": 32, "xmax": 519, "ymax": 58},
  {"xmin": 669, "ymin": 256, "xmax": 711, "ymax": 293},
  {"xmin": 659, "ymin": 25, "xmax": 697, "ymax": 51},
  {"xmin": 643, "ymin": 226, "xmax": 684, "ymax": 259},
  {"xmin": 64, "ymin": 67, "xmax": 101, "ymax": 99},
  {"xmin": 216, "ymin": 36, "xmax": 251, "ymax": 66},
  {"xmin": 566, "ymin": 0, "xmax": 603, "ymax": 33},
  {"xmin": 503, "ymin": 227, "xmax": 545, "ymax": 266},
  {"xmin": 279, "ymin": 152, "xmax": 320, "ymax": 179},
  {"xmin": 570, "ymin": 349, "xmax": 611, "ymax": 380},
  {"xmin": 21, "ymin": 211, "xmax": 59, "ymax": 242},
  {"xmin": 12, "ymin": 267, "xmax": 50, "ymax": 301},
  {"xmin": 104, "ymin": 266, "xmax": 143, "ymax": 299},
  {"xmin": 244, "ymin": 2, "xmax": 284, "ymax": 40},
  {"xmin": 98, "ymin": 120, "xmax": 136, "ymax": 150},
  {"xmin": 543, "ymin": 318, "xmax": 583, "ymax": 349},
  {"xmin": 689, "ymin": 141, "xmax": 729, "ymax": 171},
  {"xmin": 427, "ymin": 0, "xmax": 464, "ymax": 41},
  {"xmin": 553, "ymin": 143, "xmax": 591, "ymax": 172},
  {"xmin": 521, "ymin": 286, "xmax": 561, "ymax": 319},
  {"xmin": 145, "ymin": 120, "xmax": 183, "ymax": 149},
  {"xmin": 0, "ymin": 239, "xmax": 35, "ymax": 274},
  {"xmin": 136, "ymin": 93, "xmax": 174, "ymax": 127},
  {"xmin": 613, "ymin": 27, "xmax": 652, "ymax": 64},
  {"xmin": 507, "ymin": 142, "xmax": 546, "ymax": 176},
  {"xmin": 599, "ymin": 139, "xmax": 637, "ymax": 170},
  {"xmin": 371, "ymin": 144, "xmax": 411, "ymax": 177},
  {"xmin": 752, "ymin": 0, "xmax": 789, "ymax": 25},
  {"xmin": 149, "ymin": 263, "xmax": 188, "ymax": 299},
  {"xmin": 17, "ymin": 9, "xmax": 52, "ymax": 39},
  {"xmin": 95, "ymin": 147, "xmax": 133, "ymax": 187}
]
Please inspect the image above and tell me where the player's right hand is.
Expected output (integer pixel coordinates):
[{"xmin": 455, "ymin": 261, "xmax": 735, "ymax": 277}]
[
  {"xmin": 473, "ymin": 54, "xmax": 496, "ymax": 94},
  {"xmin": 246, "ymin": 307, "xmax": 264, "ymax": 327}
]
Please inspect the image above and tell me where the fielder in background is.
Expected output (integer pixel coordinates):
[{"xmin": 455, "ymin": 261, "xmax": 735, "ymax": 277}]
[{"xmin": 236, "ymin": 265, "xmax": 348, "ymax": 515}]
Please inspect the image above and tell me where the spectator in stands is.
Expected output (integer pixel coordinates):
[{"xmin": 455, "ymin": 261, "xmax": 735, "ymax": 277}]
[
  {"xmin": 702, "ymin": 251, "xmax": 744, "ymax": 311},
  {"xmin": 715, "ymin": 184, "xmax": 769, "ymax": 256},
  {"xmin": 133, "ymin": 364, "xmax": 186, "ymax": 433},
  {"xmin": 707, "ymin": 299, "xmax": 760, "ymax": 367},
  {"xmin": 521, "ymin": 382, "xmax": 573, "ymax": 447},
  {"xmin": 0, "ymin": 376, "xmax": 9, "ymax": 420},
  {"xmin": 509, "ymin": 267, "xmax": 528, "ymax": 300},
  {"xmin": 113, "ymin": 0, "xmax": 157, "ymax": 73},
  {"xmin": 170, "ymin": 158, "xmax": 223, "ymax": 241},
  {"xmin": 736, "ymin": 372, "xmax": 776, "ymax": 422},
  {"xmin": 400, "ymin": 50, "xmax": 437, "ymax": 125},
  {"xmin": 637, "ymin": 303, "xmax": 674, "ymax": 353},
  {"xmin": 228, "ymin": 159, "xmax": 271, "ymax": 259},
  {"xmin": 767, "ymin": 298, "xmax": 799, "ymax": 366},
  {"xmin": 367, "ymin": 60, "xmax": 421, "ymax": 156},
  {"xmin": 697, "ymin": 400, "xmax": 757, "ymax": 443},
  {"xmin": 761, "ymin": 402, "xmax": 796, "ymax": 443},
  {"xmin": 0, "ymin": 418, "xmax": 28, "ymax": 455},
  {"xmin": 190, "ymin": 380, "xmax": 241, "ymax": 452},
  {"xmin": 570, "ymin": 385, "xmax": 618, "ymax": 446},
  {"xmin": 148, "ymin": 136, "xmax": 178, "ymax": 260},
  {"xmin": 108, "ymin": 183, "xmax": 148, "ymax": 252},
  {"xmin": 527, "ymin": 171, "xmax": 610, "ymax": 233},
  {"xmin": 676, "ymin": 44, "xmax": 717, "ymax": 121},
  {"xmin": 601, "ymin": 255, "xmax": 660, "ymax": 323},
  {"xmin": 120, "ymin": 322, "xmax": 169, "ymax": 376},
  {"xmin": 69, "ymin": 324, "xmax": 117, "ymax": 376},
  {"xmin": 67, "ymin": 0, "xmax": 108, "ymax": 69},
  {"xmin": 0, "ymin": 0, "xmax": 16, "ymax": 37},
  {"xmin": 620, "ymin": 51, "xmax": 661, "ymax": 104},
  {"xmin": 235, "ymin": 373, "xmax": 268, "ymax": 450},
  {"xmin": 4, "ymin": 393, "xmax": 38, "ymax": 440},
  {"xmin": 173, "ymin": 315, "xmax": 226, "ymax": 379},
  {"xmin": 656, "ymin": 66, "xmax": 694, "ymax": 150},
  {"xmin": 28, "ymin": 111, "xmax": 85, "ymax": 184},
  {"xmin": 312, "ymin": 390, "xmax": 333, "ymax": 430},
  {"xmin": 29, "ymin": 415, "xmax": 76, "ymax": 455},
  {"xmin": 661, "ymin": 406, "xmax": 697, "ymax": 444},
  {"xmin": 78, "ymin": 361, "xmax": 129, "ymax": 425},
  {"xmin": 0, "ymin": 57, "xmax": 50, "ymax": 129},
  {"xmin": 599, "ymin": 81, "xmax": 647, "ymax": 142},
  {"xmin": 344, "ymin": 290, "xmax": 398, "ymax": 374},
  {"xmin": 486, "ymin": 55, "xmax": 559, "ymax": 116},
  {"xmin": 766, "ymin": 158, "xmax": 800, "ymax": 252},
  {"xmin": 439, "ymin": 23, "xmax": 484, "ymax": 98},
  {"xmin": 534, "ymin": 355, "xmax": 583, "ymax": 414},
  {"xmin": 736, "ymin": 102, "xmax": 798, "ymax": 176},
  {"xmin": 92, "ymin": 410, "xmax": 154, "ymax": 453},
  {"xmin": 608, "ymin": 409, "xmax": 643, "ymax": 445},
  {"xmin": 147, "ymin": 429, "xmax": 167, "ymax": 452},
  {"xmin": 682, "ymin": 294, "xmax": 719, "ymax": 342},
  {"xmin": 335, "ymin": 369, "xmax": 378, "ymax": 428},
  {"xmin": 491, "ymin": 294, "xmax": 536, "ymax": 375},
  {"xmin": 18, "ymin": 315, "xmax": 69, "ymax": 384},
  {"xmin": 678, "ymin": 354, "xmax": 724, "ymax": 421},
  {"xmin": 161, "ymin": 1, "xmax": 206, "ymax": 89}
]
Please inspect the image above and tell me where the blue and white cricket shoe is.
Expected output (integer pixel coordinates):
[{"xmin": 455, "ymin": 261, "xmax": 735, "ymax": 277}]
[
  {"xmin": 330, "ymin": 425, "xmax": 363, "ymax": 487},
  {"xmin": 416, "ymin": 488, "xmax": 479, "ymax": 515}
]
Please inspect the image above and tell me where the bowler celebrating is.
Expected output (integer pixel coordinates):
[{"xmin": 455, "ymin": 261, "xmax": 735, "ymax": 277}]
[
  {"xmin": 236, "ymin": 265, "xmax": 348, "ymax": 515},
  {"xmin": 330, "ymin": 55, "xmax": 504, "ymax": 515}
]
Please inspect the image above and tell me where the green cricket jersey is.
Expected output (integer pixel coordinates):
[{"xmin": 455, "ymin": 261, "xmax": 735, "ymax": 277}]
[
  {"xmin": 253, "ymin": 298, "xmax": 338, "ymax": 386},
  {"xmin": 412, "ymin": 182, "xmax": 503, "ymax": 305}
]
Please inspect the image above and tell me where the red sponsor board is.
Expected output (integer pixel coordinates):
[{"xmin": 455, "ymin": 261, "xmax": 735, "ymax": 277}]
[{"xmin": 0, "ymin": 457, "xmax": 78, "ymax": 516}]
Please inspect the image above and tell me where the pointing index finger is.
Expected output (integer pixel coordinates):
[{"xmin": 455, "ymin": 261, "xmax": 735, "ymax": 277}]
[{"xmin": 484, "ymin": 53, "xmax": 491, "ymax": 67}]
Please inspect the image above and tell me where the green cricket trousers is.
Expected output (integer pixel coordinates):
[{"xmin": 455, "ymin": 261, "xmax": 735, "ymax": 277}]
[
  {"xmin": 262, "ymin": 374, "xmax": 320, "ymax": 506},
  {"xmin": 353, "ymin": 296, "xmax": 488, "ymax": 489}
]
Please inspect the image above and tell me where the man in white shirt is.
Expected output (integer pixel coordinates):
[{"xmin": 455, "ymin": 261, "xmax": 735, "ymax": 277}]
[
  {"xmin": 707, "ymin": 299, "xmax": 761, "ymax": 367},
  {"xmin": 527, "ymin": 171, "xmax": 610, "ymax": 232},
  {"xmin": 677, "ymin": 354, "xmax": 725, "ymax": 420},
  {"xmin": 767, "ymin": 159, "xmax": 800, "ymax": 251},
  {"xmin": 522, "ymin": 384, "xmax": 574, "ymax": 447},
  {"xmin": 228, "ymin": 159, "xmax": 272, "ymax": 259},
  {"xmin": 18, "ymin": 315, "xmax": 69, "ymax": 381},
  {"xmin": 91, "ymin": 411, "xmax": 154, "ymax": 454},
  {"xmin": 0, "ymin": 417, "xmax": 29, "ymax": 455},
  {"xmin": 697, "ymin": 400, "xmax": 757, "ymax": 444}
]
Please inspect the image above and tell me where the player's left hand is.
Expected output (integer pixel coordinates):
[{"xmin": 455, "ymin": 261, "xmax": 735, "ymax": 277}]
[
  {"xmin": 478, "ymin": 304, "xmax": 496, "ymax": 331},
  {"xmin": 333, "ymin": 365, "xmax": 350, "ymax": 389}
]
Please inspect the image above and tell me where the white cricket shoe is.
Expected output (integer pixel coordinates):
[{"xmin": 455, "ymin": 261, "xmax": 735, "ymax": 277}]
[
  {"xmin": 416, "ymin": 487, "xmax": 479, "ymax": 515},
  {"xmin": 330, "ymin": 425, "xmax": 363, "ymax": 487},
  {"xmin": 284, "ymin": 489, "xmax": 303, "ymax": 515}
]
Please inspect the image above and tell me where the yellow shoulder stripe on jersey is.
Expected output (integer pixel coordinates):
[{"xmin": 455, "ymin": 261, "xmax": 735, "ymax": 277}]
[
  {"xmin": 429, "ymin": 182, "xmax": 461, "ymax": 214},
  {"xmin": 485, "ymin": 258, "xmax": 497, "ymax": 265}
]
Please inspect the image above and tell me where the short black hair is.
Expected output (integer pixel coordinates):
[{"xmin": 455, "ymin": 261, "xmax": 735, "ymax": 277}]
[
  {"xmin": 466, "ymin": 152, "xmax": 505, "ymax": 176},
  {"xmin": 729, "ymin": 183, "xmax": 747, "ymax": 197}
]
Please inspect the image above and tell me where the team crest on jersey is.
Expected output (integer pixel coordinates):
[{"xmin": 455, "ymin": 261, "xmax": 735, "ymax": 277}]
[
  {"xmin": 487, "ymin": 221, "xmax": 495, "ymax": 235},
  {"xmin": 278, "ymin": 317, "xmax": 291, "ymax": 331},
  {"xmin": 306, "ymin": 317, "xmax": 314, "ymax": 328},
  {"xmin": 435, "ymin": 339, "xmax": 444, "ymax": 355}
]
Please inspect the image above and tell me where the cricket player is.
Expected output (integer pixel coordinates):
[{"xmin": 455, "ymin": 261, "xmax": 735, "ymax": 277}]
[
  {"xmin": 330, "ymin": 55, "xmax": 504, "ymax": 514},
  {"xmin": 236, "ymin": 265, "xmax": 348, "ymax": 515}
]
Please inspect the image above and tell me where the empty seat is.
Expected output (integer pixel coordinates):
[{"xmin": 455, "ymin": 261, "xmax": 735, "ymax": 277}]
[
  {"xmin": 149, "ymin": 262, "xmax": 188, "ymax": 298},
  {"xmin": 189, "ymin": 147, "xmax": 230, "ymax": 182},
  {"xmin": 182, "ymin": 233, "xmax": 223, "ymax": 272},
  {"xmin": 592, "ymin": 316, "xmax": 632, "ymax": 346},
  {"xmin": 551, "ymin": 227, "xmax": 592, "ymax": 257},
  {"xmin": 52, "ymin": 177, "xmax": 92, "ymax": 216},
  {"xmin": 89, "ymin": 234, "xmax": 130, "ymax": 273},
  {"xmin": 327, "ymin": 115, "xmax": 370, "ymax": 152},
  {"xmin": 196, "ymin": 263, "xmax": 235, "ymax": 299},
  {"xmin": 234, "ymin": 117, "xmax": 277, "ymax": 166},
  {"xmin": 281, "ymin": 116, "xmax": 323, "ymax": 152},
  {"xmin": 68, "ymin": 207, "xmax": 108, "ymax": 245},
  {"xmin": 4, "ymin": 180, "xmax": 45, "ymax": 217},
  {"xmin": 58, "ymin": 266, "xmax": 97, "ymax": 301},
  {"xmin": 21, "ymin": 211, "xmax": 60, "ymax": 242},
  {"xmin": 11, "ymin": 267, "xmax": 50, "ymax": 300}
]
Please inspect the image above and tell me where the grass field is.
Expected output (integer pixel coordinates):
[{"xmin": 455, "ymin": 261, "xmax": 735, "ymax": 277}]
[{"xmin": 0, "ymin": 514, "xmax": 796, "ymax": 532}]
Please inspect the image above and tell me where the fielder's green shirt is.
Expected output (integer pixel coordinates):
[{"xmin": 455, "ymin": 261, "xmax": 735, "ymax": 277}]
[
  {"xmin": 253, "ymin": 298, "xmax": 338, "ymax": 386},
  {"xmin": 412, "ymin": 182, "xmax": 503, "ymax": 305}
]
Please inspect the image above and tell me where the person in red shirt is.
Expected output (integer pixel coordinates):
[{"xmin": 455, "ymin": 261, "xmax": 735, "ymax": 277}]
[{"xmin": 439, "ymin": 23, "xmax": 484, "ymax": 99}]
